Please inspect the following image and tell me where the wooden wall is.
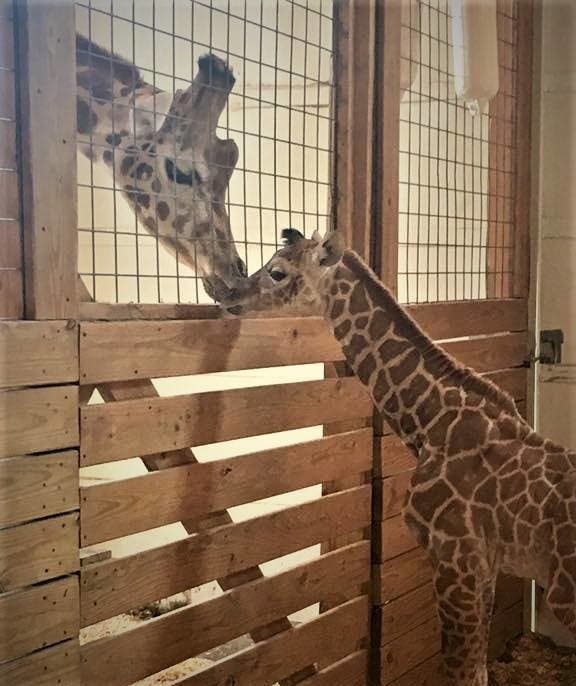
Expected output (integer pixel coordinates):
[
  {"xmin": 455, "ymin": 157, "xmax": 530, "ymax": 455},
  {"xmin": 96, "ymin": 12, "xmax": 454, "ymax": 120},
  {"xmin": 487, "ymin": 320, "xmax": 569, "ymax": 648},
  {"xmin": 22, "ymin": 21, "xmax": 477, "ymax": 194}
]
[{"xmin": 0, "ymin": 0, "xmax": 22, "ymax": 319}]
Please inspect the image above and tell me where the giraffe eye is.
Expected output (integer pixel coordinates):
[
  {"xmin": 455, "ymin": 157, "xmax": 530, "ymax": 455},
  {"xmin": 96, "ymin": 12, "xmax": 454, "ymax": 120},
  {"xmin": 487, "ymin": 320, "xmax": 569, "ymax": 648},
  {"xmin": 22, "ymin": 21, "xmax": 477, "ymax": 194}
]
[{"xmin": 269, "ymin": 270, "xmax": 286, "ymax": 282}]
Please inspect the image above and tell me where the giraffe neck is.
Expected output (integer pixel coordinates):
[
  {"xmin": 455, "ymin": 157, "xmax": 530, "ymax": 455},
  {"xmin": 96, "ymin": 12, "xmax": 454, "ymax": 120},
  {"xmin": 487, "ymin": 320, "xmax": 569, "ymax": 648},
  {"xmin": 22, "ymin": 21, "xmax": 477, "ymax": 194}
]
[{"xmin": 321, "ymin": 250, "xmax": 517, "ymax": 454}]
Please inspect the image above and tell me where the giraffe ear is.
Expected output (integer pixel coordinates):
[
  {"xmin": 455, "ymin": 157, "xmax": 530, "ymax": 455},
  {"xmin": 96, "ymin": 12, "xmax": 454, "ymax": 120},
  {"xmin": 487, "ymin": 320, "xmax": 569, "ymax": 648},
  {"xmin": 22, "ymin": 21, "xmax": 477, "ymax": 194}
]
[
  {"xmin": 318, "ymin": 231, "xmax": 344, "ymax": 267},
  {"xmin": 311, "ymin": 230, "xmax": 323, "ymax": 243}
]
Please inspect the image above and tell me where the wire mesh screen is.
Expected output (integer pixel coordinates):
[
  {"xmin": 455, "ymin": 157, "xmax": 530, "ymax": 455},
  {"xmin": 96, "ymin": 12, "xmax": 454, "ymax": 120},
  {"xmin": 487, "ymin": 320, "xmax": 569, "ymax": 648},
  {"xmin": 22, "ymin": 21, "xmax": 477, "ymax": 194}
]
[
  {"xmin": 397, "ymin": 0, "xmax": 518, "ymax": 304},
  {"xmin": 75, "ymin": 0, "xmax": 334, "ymax": 304}
]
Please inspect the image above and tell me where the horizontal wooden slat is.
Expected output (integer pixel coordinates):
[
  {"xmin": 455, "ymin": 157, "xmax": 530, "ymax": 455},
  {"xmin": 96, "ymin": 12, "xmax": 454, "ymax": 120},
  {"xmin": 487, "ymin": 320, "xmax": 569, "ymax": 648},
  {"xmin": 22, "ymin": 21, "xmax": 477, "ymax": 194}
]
[
  {"xmin": 0, "ymin": 386, "xmax": 78, "ymax": 458},
  {"xmin": 0, "ymin": 639, "xmax": 79, "ymax": 686},
  {"xmin": 81, "ymin": 428, "xmax": 372, "ymax": 545},
  {"xmin": 80, "ymin": 541, "xmax": 370, "ymax": 686},
  {"xmin": 487, "ymin": 367, "xmax": 528, "ymax": 400},
  {"xmin": 0, "ymin": 450, "xmax": 78, "ymax": 528},
  {"xmin": 0, "ymin": 575, "xmax": 79, "ymax": 662},
  {"xmin": 0, "ymin": 321, "xmax": 78, "ymax": 389},
  {"xmin": 406, "ymin": 298, "xmax": 527, "ymax": 339},
  {"xmin": 80, "ymin": 318, "xmax": 342, "ymax": 384},
  {"xmin": 80, "ymin": 378, "xmax": 371, "ymax": 465},
  {"xmin": 81, "ymin": 485, "xmax": 372, "ymax": 626},
  {"xmin": 174, "ymin": 598, "xmax": 368, "ymax": 686},
  {"xmin": 0, "ymin": 512, "xmax": 78, "ymax": 590},
  {"xmin": 381, "ymin": 615, "xmax": 441, "ymax": 684},
  {"xmin": 387, "ymin": 653, "xmax": 444, "ymax": 686},
  {"xmin": 298, "ymin": 650, "xmax": 367, "ymax": 686},
  {"xmin": 442, "ymin": 332, "xmax": 526, "ymax": 373},
  {"xmin": 0, "ymin": 220, "xmax": 21, "ymax": 269},
  {"xmin": 375, "ymin": 470, "xmax": 414, "ymax": 521},
  {"xmin": 376, "ymin": 546, "xmax": 433, "ymax": 604},
  {"xmin": 374, "ymin": 435, "xmax": 414, "ymax": 477},
  {"xmin": 78, "ymin": 301, "xmax": 220, "ymax": 321},
  {"xmin": 376, "ymin": 513, "xmax": 418, "ymax": 562},
  {"xmin": 381, "ymin": 582, "xmax": 436, "ymax": 646}
]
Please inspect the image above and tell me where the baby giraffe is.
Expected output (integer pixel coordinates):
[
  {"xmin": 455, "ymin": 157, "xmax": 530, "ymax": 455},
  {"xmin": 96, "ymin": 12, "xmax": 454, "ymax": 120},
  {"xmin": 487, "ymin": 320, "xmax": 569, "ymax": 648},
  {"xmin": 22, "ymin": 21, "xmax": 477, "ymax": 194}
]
[{"xmin": 222, "ymin": 229, "xmax": 576, "ymax": 686}]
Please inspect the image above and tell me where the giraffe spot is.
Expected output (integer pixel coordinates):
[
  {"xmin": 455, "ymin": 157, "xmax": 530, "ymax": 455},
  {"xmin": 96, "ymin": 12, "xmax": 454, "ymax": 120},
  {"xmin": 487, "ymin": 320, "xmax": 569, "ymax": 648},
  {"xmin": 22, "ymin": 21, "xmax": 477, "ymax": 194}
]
[
  {"xmin": 143, "ymin": 217, "xmax": 157, "ymax": 233},
  {"xmin": 445, "ymin": 389, "xmax": 461, "ymax": 407},
  {"xmin": 499, "ymin": 455, "xmax": 521, "ymax": 476},
  {"xmin": 151, "ymin": 178, "xmax": 162, "ymax": 194},
  {"xmin": 544, "ymin": 489, "xmax": 561, "ymax": 513},
  {"xmin": 157, "ymin": 201, "xmax": 170, "ymax": 221},
  {"xmin": 356, "ymin": 315, "xmax": 369, "ymax": 329},
  {"xmin": 427, "ymin": 410, "xmax": 458, "ymax": 447},
  {"xmin": 102, "ymin": 150, "xmax": 113, "ymax": 165},
  {"xmin": 435, "ymin": 565, "xmax": 459, "ymax": 595},
  {"xmin": 342, "ymin": 334, "xmax": 368, "ymax": 362},
  {"xmin": 416, "ymin": 386, "xmax": 442, "ymax": 429},
  {"xmin": 496, "ymin": 504, "xmax": 515, "ymax": 543},
  {"xmin": 400, "ymin": 374, "xmax": 429, "ymax": 409},
  {"xmin": 369, "ymin": 309, "xmax": 392, "ymax": 340},
  {"xmin": 389, "ymin": 349, "xmax": 420, "ymax": 385},
  {"xmin": 547, "ymin": 452, "xmax": 572, "ymax": 472},
  {"xmin": 403, "ymin": 512, "xmax": 430, "ymax": 548},
  {"xmin": 121, "ymin": 156, "xmax": 136, "ymax": 176},
  {"xmin": 484, "ymin": 402, "xmax": 501, "ymax": 419},
  {"xmin": 436, "ymin": 499, "xmax": 468, "ymax": 537},
  {"xmin": 471, "ymin": 504, "xmax": 497, "ymax": 538},
  {"xmin": 556, "ymin": 524, "xmax": 575, "ymax": 557},
  {"xmin": 528, "ymin": 479, "xmax": 548, "ymax": 504},
  {"xmin": 526, "ymin": 433, "xmax": 545, "ymax": 447},
  {"xmin": 411, "ymin": 481, "xmax": 453, "ymax": 523},
  {"xmin": 384, "ymin": 394, "xmax": 399, "ymax": 415},
  {"xmin": 378, "ymin": 338, "xmax": 410, "ymax": 363},
  {"xmin": 549, "ymin": 572, "xmax": 574, "ymax": 604},
  {"xmin": 447, "ymin": 410, "xmax": 489, "ymax": 455},
  {"xmin": 77, "ymin": 98, "xmax": 97, "ymax": 135},
  {"xmin": 516, "ymin": 521, "xmax": 532, "ymax": 546},
  {"xmin": 372, "ymin": 370, "xmax": 390, "ymax": 404},
  {"xmin": 498, "ymin": 416, "xmax": 519, "ymax": 440},
  {"xmin": 545, "ymin": 440, "xmax": 566, "ymax": 454},
  {"xmin": 136, "ymin": 193, "xmax": 151, "ymax": 209},
  {"xmin": 508, "ymin": 493, "xmax": 528, "ymax": 514},
  {"xmin": 464, "ymin": 393, "xmax": 483, "ymax": 408},
  {"xmin": 172, "ymin": 214, "xmax": 188, "ymax": 234},
  {"xmin": 330, "ymin": 299, "xmax": 345, "ymax": 319},
  {"xmin": 135, "ymin": 163, "xmax": 154, "ymax": 181},
  {"xmin": 446, "ymin": 453, "xmax": 489, "ymax": 499},
  {"xmin": 400, "ymin": 413, "xmax": 417, "ymax": 436},
  {"xmin": 333, "ymin": 319, "xmax": 351, "ymax": 340},
  {"xmin": 357, "ymin": 354, "xmax": 376, "ymax": 385},
  {"xmin": 500, "ymin": 473, "xmax": 527, "ymax": 502},
  {"xmin": 348, "ymin": 283, "xmax": 369, "ymax": 315},
  {"xmin": 330, "ymin": 284, "xmax": 339, "ymax": 296},
  {"xmin": 106, "ymin": 133, "xmax": 123, "ymax": 147},
  {"xmin": 120, "ymin": 86, "xmax": 132, "ymax": 97},
  {"xmin": 522, "ymin": 448, "xmax": 544, "ymax": 469},
  {"xmin": 338, "ymin": 280, "xmax": 351, "ymax": 295}
]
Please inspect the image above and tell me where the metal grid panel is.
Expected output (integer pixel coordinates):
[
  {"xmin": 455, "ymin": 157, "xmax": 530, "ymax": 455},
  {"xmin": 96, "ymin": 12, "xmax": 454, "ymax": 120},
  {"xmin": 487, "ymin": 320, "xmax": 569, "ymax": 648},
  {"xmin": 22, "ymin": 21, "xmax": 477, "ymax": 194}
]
[
  {"xmin": 75, "ymin": 0, "xmax": 334, "ymax": 304},
  {"xmin": 397, "ymin": 0, "xmax": 519, "ymax": 304}
]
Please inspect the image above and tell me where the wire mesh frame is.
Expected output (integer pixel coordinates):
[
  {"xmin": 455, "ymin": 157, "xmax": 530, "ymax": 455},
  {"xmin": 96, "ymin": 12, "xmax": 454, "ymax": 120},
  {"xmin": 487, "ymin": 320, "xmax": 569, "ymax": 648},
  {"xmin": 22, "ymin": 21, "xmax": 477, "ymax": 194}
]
[
  {"xmin": 397, "ymin": 0, "xmax": 520, "ymax": 304},
  {"xmin": 75, "ymin": 0, "xmax": 335, "ymax": 305}
]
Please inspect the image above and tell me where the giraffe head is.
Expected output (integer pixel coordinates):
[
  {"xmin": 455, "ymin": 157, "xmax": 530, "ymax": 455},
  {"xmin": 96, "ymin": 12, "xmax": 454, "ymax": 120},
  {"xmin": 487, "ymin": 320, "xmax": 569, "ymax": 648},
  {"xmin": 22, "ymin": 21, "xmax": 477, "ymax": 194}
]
[
  {"xmin": 221, "ymin": 228, "xmax": 345, "ymax": 315},
  {"xmin": 76, "ymin": 35, "xmax": 247, "ymax": 300}
]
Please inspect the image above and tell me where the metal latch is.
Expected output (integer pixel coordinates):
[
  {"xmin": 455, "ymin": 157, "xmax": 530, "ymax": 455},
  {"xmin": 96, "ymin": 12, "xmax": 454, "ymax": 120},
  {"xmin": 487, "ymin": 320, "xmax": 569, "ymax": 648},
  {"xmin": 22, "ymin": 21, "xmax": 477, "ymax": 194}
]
[{"xmin": 538, "ymin": 329, "xmax": 564, "ymax": 365}]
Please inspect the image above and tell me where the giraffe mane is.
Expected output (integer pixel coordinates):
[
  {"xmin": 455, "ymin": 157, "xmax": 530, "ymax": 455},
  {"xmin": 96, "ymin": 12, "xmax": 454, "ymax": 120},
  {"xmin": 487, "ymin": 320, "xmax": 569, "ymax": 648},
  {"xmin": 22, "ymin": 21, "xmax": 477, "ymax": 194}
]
[{"xmin": 341, "ymin": 250, "xmax": 523, "ymax": 420}]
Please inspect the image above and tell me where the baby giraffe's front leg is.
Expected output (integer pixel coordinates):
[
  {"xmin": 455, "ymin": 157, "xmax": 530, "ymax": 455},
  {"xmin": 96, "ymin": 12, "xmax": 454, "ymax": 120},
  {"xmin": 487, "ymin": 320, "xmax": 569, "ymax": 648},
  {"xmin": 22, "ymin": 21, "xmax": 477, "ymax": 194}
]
[{"xmin": 433, "ymin": 553, "xmax": 496, "ymax": 686}]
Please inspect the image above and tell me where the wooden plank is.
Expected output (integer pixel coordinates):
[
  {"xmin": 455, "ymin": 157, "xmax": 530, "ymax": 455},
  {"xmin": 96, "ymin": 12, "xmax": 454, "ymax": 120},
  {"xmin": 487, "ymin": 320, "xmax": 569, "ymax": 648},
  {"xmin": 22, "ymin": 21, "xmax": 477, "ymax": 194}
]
[
  {"xmin": 0, "ymin": 219, "xmax": 22, "ymax": 269},
  {"xmin": 376, "ymin": 546, "xmax": 433, "ymax": 605},
  {"xmin": 81, "ymin": 485, "xmax": 372, "ymax": 626},
  {"xmin": 17, "ymin": 2, "xmax": 78, "ymax": 318},
  {"xmin": 0, "ymin": 639, "xmax": 79, "ymax": 686},
  {"xmin": 81, "ymin": 429, "xmax": 372, "ymax": 545},
  {"xmin": 381, "ymin": 615, "xmax": 441, "ymax": 684},
  {"xmin": 297, "ymin": 651, "xmax": 367, "ymax": 686},
  {"xmin": 375, "ymin": 470, "xmax": 414, "ymax": 521},
  {"xmin": 387, "ymin": 653, "xmax": 444, "ymax": 686},
  {"xmin": 172, "ymin": 599, "xmax": 368, "ymax": 686},
  {"xmin": 487, "ymin": 367, "xmax": 528, "ymax": 400},
  {"xmin": 441, "ymin": 332, "xmax": 527, "ymax": 373},
  {"xmin": 0, "ymin": 512, "xmax": 78, "ymax": 591},
  {"xmin": 406, "ymin": 299, "xmax": 527, "ymax": 339},
  {"xmin": 80, "ymin": 318, "xmax": 342, "ymax": 384},
  {"xmin": 0, "ymin": 68, "xmax": 15, "ymax": 119},
  {"xmin": 374, "ymin": 435, "xmax": 414, "ymax": 478},
  {"xmin": 381, "ymin": 582, "xmax": 436, "ymax": 646},
  {"xmin": 80, "ymin": 378, "xmax": 371, "ymax": 465},
  {"xmin": 0, "ymin": 268, "xmax": 23, "ymax": 319},
  {"xmin": 376, "ymin": 513, "xmax": 418, "ymax": 563},
  {"xmin": 0, "ymin": 450, "xmax": 78, "ymax": 528},
  {"xmin": 0, "ymin": 575, "xmax": 79, "ymax": 662},
  {"xmin": 79, "ymin": 301, "xmax": 220, "ymax": 321},
  {"xmin": 80, "ymin": 542, "xmax": 370, "ymax": 686},
  {"xmin": 0, "ymin": 386, "xmax": 78, "ymax": 458},
  {"xmin": 0, "ymin": 168, "xmax": 18, "ymax": 217},
  {"xmin": 494, "ymin": 574, "xmax": 524, "ymax": 614},
  {"xmin": 0, "ymin": 320, "xmax": 78, "ymax": 389},
  {"xmin": 0, "ymin": 118, "xmax": 16, "ymax": 169},
  {"xmin": 375, "ymin": 0, "xmax": 401, "ymax": 290},
  {"xmin": 513, "ymin": 1, "xmax": 534, "ymax": 298}
]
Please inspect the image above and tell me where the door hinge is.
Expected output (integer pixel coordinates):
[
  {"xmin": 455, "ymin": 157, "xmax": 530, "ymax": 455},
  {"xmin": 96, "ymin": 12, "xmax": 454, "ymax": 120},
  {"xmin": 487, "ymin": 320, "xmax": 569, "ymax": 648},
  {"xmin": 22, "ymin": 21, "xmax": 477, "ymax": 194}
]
[{"xmin": 532, "ymin": 329, "xmax": 565, "ymax": 365}]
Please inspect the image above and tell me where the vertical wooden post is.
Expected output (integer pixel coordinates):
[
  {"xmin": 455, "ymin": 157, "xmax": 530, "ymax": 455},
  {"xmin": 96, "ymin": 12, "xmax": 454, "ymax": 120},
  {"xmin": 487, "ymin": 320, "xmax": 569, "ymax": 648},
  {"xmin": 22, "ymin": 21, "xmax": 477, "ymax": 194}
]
[{"xmin": 16, "ymin": 0, "xmax": 78, "ymax": 319}]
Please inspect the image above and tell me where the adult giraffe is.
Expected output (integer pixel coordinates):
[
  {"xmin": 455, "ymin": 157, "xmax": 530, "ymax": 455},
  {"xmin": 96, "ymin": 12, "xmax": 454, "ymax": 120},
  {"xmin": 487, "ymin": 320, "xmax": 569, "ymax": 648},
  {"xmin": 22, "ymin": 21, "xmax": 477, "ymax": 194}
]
[
  {"xmin": 221, "ymin": 228, "xmax": 576, "ymax": 686},
  {"xmin": 76, "ymin": 34, "xmax": 246, "ymax": 300}
]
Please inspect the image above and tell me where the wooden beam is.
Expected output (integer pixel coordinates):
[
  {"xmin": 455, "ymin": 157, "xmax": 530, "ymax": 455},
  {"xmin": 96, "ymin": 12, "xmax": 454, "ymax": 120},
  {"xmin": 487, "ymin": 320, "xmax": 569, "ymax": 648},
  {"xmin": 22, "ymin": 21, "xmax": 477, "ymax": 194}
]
[
  {"xmin": 0, "ymin": 639, "xmax": 79, "ymax": 686},
  {"xmin": 81, "ymin": 486, "xmax": 371, "ymax": 626},
  {"xmin": 16, "ymin": 1, "xmax": 78, "ymax": 318},
  {"xmin": 80, "ymin": 542, "xmax": 370, "ymax": 686}
]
